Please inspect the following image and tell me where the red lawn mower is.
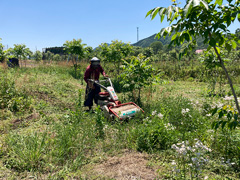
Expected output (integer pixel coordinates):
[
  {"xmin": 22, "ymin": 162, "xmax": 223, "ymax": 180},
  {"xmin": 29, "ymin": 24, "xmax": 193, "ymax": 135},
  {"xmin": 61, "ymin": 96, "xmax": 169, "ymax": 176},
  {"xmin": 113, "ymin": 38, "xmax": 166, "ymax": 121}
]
[{"xmin": 88, "ymin": 77, "xmax": 144, "ymax": 120}]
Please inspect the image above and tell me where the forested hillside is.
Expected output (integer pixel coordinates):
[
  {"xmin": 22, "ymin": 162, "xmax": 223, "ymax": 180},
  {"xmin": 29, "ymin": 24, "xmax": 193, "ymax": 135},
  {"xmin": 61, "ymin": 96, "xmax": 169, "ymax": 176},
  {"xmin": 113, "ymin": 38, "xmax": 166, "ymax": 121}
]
[{"xmin": 132, "ymin": 33, "xmax": 208, "ymax": 49}]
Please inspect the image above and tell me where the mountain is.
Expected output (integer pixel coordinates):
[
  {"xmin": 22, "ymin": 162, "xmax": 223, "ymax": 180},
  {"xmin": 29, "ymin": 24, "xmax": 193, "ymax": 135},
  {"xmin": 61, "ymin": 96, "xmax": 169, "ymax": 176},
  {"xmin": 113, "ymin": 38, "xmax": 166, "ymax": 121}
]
[
  {"xmin": 132, "ymin": 34, "xmax": 171, "ymax": 48},
  {"xmin": 132, "ymin": 33, "xmax": 208, "ymax": 49}
]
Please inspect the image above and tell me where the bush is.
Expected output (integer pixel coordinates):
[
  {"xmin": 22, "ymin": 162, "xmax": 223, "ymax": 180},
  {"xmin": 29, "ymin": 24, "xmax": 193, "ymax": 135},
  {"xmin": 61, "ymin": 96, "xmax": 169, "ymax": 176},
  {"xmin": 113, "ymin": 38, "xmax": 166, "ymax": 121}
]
[
  {"xmin": 0, "ymin": 72, "xmax": 32, "ymax": 112},
  {"xmin": 135, "ymin": 114, "xmax": 179, "ymax": 152}
]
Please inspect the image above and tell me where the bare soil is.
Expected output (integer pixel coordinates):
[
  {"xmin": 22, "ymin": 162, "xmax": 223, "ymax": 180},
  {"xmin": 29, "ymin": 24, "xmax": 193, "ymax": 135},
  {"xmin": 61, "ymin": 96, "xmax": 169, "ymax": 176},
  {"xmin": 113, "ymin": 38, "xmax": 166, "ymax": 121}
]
[{"xmin": 92, "ymin": 150, "xmax": 159, "ymax": 180}]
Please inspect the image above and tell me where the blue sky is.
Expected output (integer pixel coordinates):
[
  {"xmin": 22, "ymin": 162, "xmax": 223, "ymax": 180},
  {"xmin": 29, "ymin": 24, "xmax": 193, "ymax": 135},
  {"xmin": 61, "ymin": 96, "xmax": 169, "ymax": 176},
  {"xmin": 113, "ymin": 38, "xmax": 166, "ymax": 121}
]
[{"xmin": 1, "ymin": 0, "xmax": 239, "ymax": 52}]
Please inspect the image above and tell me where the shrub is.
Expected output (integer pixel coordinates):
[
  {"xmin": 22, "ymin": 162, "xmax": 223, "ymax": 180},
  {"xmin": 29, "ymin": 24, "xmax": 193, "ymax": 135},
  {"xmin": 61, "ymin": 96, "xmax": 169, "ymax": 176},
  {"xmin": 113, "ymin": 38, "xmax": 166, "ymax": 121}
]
[{"xmin": 0, "ymin": 72, "xmax": 32, "ymax": 112}]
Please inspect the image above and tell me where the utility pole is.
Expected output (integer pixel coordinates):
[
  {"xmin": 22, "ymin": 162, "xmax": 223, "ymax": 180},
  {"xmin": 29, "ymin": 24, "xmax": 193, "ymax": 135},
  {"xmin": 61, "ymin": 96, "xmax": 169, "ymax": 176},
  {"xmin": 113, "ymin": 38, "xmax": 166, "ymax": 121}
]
[{"xmin": 137, "ymin": 27, "xmax": 139, "ymax": 42}]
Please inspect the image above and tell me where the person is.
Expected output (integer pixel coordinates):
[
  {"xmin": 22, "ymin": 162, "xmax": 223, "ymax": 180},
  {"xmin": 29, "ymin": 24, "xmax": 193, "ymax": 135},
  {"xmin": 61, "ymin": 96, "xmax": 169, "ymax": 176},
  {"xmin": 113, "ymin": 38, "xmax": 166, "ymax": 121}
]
[{"xmin": 84, "ymin": 57, "xmax": 108, "ymax": 111}]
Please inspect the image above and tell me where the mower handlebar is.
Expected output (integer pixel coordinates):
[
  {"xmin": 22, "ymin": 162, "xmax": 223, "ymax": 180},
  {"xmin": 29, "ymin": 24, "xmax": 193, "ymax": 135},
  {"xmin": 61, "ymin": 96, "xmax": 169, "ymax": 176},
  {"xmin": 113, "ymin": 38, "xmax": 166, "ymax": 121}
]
[{"xmin": 87, "ymin": 77, "xmax": 113, "ymax": 90}]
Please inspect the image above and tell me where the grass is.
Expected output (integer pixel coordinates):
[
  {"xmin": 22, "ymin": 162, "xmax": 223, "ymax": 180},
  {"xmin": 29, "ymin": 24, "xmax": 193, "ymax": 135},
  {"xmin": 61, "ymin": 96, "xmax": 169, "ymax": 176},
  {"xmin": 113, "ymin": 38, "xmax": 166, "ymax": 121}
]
[{"xmin": 0, "ymin": 61, "xmax": 240, "ymax": 179}]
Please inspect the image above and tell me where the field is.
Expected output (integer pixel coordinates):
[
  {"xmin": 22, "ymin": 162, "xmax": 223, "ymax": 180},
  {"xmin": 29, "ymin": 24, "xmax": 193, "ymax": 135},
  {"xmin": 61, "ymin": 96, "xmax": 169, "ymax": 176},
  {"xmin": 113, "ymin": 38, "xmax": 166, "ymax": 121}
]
[{"xmin": 0, "ymin": 60, "xmax": 240, "ymax": 180}]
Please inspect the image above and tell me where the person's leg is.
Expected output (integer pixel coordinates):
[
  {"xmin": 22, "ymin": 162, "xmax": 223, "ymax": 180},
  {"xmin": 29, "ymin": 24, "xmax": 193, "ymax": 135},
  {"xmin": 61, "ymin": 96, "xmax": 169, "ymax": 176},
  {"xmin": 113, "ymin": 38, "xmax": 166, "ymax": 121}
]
[
  {"xmin": 93, "ymin": 85, "xmax": 101, "ymax": 105},
  {"xmin": 84, "ymin": 86, "xmax": 94, "ymax": 110}
]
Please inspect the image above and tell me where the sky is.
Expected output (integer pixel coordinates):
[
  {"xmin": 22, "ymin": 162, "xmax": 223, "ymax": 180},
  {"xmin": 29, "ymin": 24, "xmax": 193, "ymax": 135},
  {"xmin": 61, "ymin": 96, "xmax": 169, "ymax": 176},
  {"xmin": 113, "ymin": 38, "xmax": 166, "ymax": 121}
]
[{"xmin": 1, "ymin": 0, "xmax": 239, "ymax": 52}]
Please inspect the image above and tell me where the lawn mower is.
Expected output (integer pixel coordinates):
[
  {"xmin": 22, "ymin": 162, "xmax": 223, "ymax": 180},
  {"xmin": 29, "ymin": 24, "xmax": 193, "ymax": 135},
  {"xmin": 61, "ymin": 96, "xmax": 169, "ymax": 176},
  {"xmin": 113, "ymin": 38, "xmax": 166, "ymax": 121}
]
[{"xmin": 88, "ymin": 77, "xmax": 144, "ymax": 120}]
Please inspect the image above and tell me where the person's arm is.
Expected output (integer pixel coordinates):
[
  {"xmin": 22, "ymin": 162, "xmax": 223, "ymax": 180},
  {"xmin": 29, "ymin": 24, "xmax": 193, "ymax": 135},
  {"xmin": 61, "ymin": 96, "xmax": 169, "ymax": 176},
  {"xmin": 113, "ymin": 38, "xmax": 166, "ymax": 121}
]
[
  {"xmin": 84, "ymin": 66, "xmax": 91, "ymax": 83},
  {"xmin": 99, "ymin": 65, "xmax": 107, "ymax": 77}
]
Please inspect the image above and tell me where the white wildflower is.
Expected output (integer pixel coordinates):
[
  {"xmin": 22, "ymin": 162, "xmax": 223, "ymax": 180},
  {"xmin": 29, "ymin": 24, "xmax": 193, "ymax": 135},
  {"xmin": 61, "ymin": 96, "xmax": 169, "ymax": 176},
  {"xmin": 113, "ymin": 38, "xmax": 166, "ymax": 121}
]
[
  {"xmin": 171, "ymin": 144, "xmax": 179, "ymax": 150},
  {"xmin": 223, "ymin": 96, "xmax": 234, "ymax": 101},
  {"xmin": 152, "ymin": 110, "xmax": 157, "ymax": 116},
  {"xmin": 181, "ymin": 108, "xmax": 190, "ymax": 115},
  {"xmin": 157, "ymin": 113, "xmax": 163, "ymax": 119}
]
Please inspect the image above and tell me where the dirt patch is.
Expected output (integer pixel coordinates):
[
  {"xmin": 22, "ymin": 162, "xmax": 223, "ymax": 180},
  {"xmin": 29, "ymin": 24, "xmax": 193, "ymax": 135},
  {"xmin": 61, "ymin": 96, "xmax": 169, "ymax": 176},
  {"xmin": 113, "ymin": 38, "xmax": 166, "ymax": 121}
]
[
  {"xmin": 11, "ymin": 113, "xmax": 39, "ymax": 129},
  {"xmin": 93, "ymin": 151, "xmax": 158, "ymax": 180}
]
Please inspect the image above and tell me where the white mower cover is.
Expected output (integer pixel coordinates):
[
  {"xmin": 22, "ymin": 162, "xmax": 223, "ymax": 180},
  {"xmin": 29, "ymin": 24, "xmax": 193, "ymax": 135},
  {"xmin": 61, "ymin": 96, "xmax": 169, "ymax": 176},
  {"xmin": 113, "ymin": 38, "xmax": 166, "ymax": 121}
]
[{"xmin": 107, "ymin": 87, "xmax": 118, "ymax": 101}]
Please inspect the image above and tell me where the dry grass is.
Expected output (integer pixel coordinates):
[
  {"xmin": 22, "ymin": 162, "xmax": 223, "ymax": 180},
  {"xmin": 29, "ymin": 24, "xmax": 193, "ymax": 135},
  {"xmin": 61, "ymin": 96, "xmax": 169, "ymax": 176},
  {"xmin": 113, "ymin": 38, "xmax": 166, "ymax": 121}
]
[{"xmin": 82, "ymin": 150, "xmax": 161, "ymax": 180}]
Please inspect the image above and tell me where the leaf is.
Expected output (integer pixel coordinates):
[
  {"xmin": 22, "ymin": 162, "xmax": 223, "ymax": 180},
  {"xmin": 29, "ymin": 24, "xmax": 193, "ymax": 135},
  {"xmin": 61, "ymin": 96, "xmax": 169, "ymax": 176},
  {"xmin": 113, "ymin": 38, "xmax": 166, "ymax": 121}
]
[
  {"xmin": 225, "ymin": 42, "xmax": 232, "ymax": 52},
  {"xmin": 216, "ymin": 0, "xmax": 223, "ymax": 5},
  {"xmin": 215, "ymin": 47, "xmax": 221, "ymax": 54},
  {"xmin": 234, "ymin": 113, "xmax": 238, "ymax": 121},
  {"xmin": 193, "ymin": 0, "xmax": 200, "ymax": 7},
  {"xmin": 211, "ymin": 107, "xmax": 218, "ymax": 116},
  {"xmin": 232, "ymin": 40, "xmax": 237, "ymax": 49},
  {"xmin": 227, "ymin": 112, "xmax": 233, "ymax": 121},
  {"xmin": 200, "ymin": 0, "xmax": 209, "ymax": 10},
  {"xmin": 209, "ymin": 38, "xmax": 216, "ymax": 46},
  {"xmin": 218, "ymin": 110, "xmax": 224, "ymax": 119},
  {"xmin": 145, "ymin": 9, "xmax": 153, "ymax": 18},
  {"xmin": 184, "ymin": 0, "xmax": 193, "ymax": 16},
  {"xmin": 151, "ymin": 7, "xmax": 161, "ymax": 20},
  {"xmin": 184, "ymin": 33, "xmax": 190, "ymax": 41},
  {"xmin": 159, "ymin": 8, "xmax": 167, "ymax": 22},
  {"xmin": 238, "ymin": 13, "xmax": 240, "ymax": 22},
  {"xmin": 167, "ymin": 6, "xmax": 173, "ymax": 20},
  {"xmin": 221, "ymin": 121, "xmax": 227, "ymax": 129},
  {"xmin": 171, "ymin": 33, "xmax": 178, "ymax": 41}
]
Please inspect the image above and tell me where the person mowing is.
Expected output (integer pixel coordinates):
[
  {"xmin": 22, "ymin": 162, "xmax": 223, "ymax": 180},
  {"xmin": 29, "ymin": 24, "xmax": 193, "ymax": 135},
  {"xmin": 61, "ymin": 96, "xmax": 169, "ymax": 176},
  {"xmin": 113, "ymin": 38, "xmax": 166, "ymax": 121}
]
[{"xmin": 84, "ymin": 57, "xmax": 108, "ymax": 111}]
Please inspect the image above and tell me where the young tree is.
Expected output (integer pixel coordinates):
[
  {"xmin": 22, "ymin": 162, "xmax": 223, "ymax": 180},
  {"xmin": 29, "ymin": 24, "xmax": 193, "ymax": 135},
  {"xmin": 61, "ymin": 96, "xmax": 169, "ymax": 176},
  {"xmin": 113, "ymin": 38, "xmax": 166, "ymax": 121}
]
[
  {"xmin": 120, "ymin": 54, "xmax": 155, "ymax": 105},
  {"xmin": 12, "ymin": 44, "xmax": 32, "ymax": 67},
  {"xmin": 63, "ymin": 39, "xmax": 86, "ymax": 78},
  {"xmin": 99, "ymin": 40, "xmax": 133, "ymax": 74},
  {"xmin": 33, "ymin": 50, "xmax": 43, "ymax": 61},
  {"xmin": 150, "ymin": 41, "xmax": 164, "ymax": 54},
  {"xmin": 53, "ymin": 54, "xmax": 61, "ymax": 61},
  {"xmin": 146, "ymin": 0, "xmax": 240, "ymax": 128}
]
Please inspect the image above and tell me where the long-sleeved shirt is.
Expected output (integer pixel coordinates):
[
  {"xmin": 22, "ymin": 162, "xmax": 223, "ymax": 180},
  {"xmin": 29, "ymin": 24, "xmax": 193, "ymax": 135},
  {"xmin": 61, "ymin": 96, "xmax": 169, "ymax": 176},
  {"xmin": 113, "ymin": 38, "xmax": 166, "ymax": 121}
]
[{"xmin": 84, "ymin": 65, "xmax": 106, "ymax": 83}]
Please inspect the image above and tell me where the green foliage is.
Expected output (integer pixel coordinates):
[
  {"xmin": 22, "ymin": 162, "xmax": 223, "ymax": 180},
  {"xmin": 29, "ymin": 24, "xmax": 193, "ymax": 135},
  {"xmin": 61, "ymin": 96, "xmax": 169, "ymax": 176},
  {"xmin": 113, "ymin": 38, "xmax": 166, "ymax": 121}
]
[
  {"xmin": 53, "ymin": 54, "xmax": 61, "ymax": 61},
  {"xmin": 33, "ymin": 50, "xmax": 43, "ymax": 61},
  {"xmin": 147, "ymin": 0, "xmax": 240, "ymax": 127},
  {"xmin": 149, "ymin": 41, "xmax": 163, "ymax": 54},
  {"xmin": 0, "ymin": 38, "xmax": 4, "ymax": 62},
  {"xmin": 143, "ymin": 47, "xmax": 154, "ymax": 57},
  {"xmin": 120, "ymin": 54, "xmax": 156, "ymax": 104},
  {"xmin": 5, "ymin": 131, "xmax": 49, "ymax": 171},
  {"xmin": 95, "ymin": 106, "xmax": 105, "ymax": 139},
  {"xmin": 135, "ymin": 110, "xmax": 178, "ymax": 152},
  {"xmin": 0, "ymin": 72, "xmax": 32, "ymax": 112},
  {"xmin": 63, "ymin": 39, "xmax": 86, "ymax": 78},
  {"xmin": 63, "ymin": 39, "xmax": 86, "ymax": 58},
  {"xmin": 12, "ymin": 44, "xmax": 32, "ymax": 60},
  {"xmin": 211, "ymin": 105, "xmax": 239, "ymax": 130},
  {"xmin": 99, "ymin": 40, "xmax": 133, "ymax": 73}
]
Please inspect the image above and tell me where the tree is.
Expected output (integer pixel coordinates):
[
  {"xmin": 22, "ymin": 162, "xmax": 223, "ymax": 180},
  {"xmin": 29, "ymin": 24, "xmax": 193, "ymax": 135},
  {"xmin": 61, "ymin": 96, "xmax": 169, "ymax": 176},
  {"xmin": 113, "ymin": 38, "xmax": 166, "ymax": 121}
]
[
  {"xmin": 99, "ymin": 40, "xmax": 133, "ymax": 74},
  {"xmin": 33, "ymin": 50, "xmax": 43, "ymax": 61},
  {"xmin": 146, "ymin": 0, "xmax": 240, "ymax": 128},
  {"xmin": 53, "ymin": 54, "xmax": 61, "ymax": 61},
  {"xmin": 45, "ymin": 51, "xmax": 54, "ymax": 63},
  {"xmin": 150, "ymin": 41, "xmax": 163, "ymax": 54},
  {"xmin": 12, "ymin": 44, "xmax": 32, "ymax": 67},
  {"xmin": 85, "ymin": 46, "xmax": 94, "ymax": 60},
  {"xmin": 120, "ymin": 54, "xmax": 155, "ymax": 105},
  {"xmin": 0, "ymin": 38, "xmax": 4, "ymax": 62},
  {"xmin": 143, "ymin": 47, "xmax": 154, "ymax": 58},
  {"xmin": 63, "ymin": 39, "xmax": 86, "ymax": 78}
]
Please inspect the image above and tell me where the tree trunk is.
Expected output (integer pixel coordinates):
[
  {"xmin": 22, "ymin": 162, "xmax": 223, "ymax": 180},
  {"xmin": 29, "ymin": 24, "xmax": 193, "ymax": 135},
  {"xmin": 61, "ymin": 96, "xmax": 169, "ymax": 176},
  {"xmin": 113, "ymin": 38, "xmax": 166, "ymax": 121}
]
[{"xmin": 213, "ymin": 46, "xmax": 240, "ymax": 115}]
